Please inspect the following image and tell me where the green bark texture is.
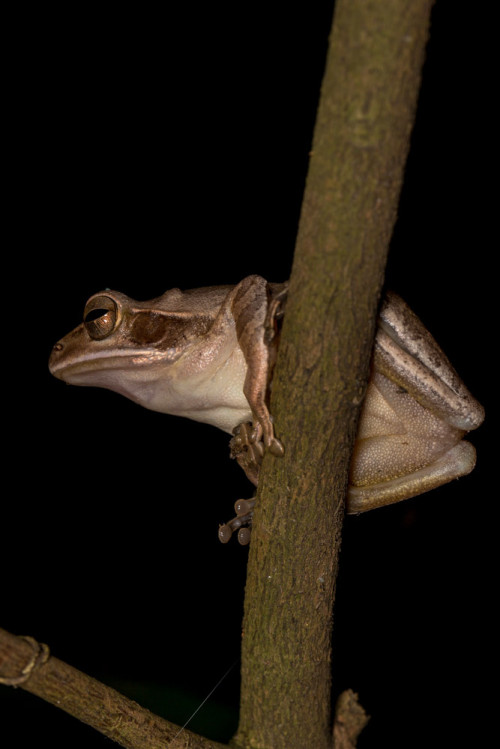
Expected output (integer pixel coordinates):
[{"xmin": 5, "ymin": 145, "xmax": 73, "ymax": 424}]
[{"xmin": 234, "ymin": 1, "xmax": 434, "ymax": 748}]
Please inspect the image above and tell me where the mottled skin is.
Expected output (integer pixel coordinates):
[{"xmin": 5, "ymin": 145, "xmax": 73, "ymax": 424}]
[{"xmin": 49, "ymin": 276, "xmax": 484, "ymax": 541}]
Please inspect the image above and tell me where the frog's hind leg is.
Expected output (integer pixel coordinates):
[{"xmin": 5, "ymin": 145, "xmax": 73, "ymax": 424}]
[
  {"xmin": 377, "ymin": 293, "xmax": 484, "ymax": 432},
  {"xmin": 346, "ymin": 441, "xmax": 477, "ymax": 514}
]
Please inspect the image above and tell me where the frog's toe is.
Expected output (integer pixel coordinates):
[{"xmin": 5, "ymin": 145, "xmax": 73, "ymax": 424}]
[
  {"xmin": 218, "ymin": 498, "xmax": 255, "ymax": 544},
  {"xmin": 237, "ymin": 527, "xmax": 251, "ymax": 545},
  {"xmin": 267, "ymin": 436, "xmax": 284, "ymax": 457}
]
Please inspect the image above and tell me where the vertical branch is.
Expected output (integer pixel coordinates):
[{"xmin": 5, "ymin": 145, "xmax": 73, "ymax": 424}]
[{"xmin": 235, "ymin": 1, "xmax": 434, "ymax": 748}]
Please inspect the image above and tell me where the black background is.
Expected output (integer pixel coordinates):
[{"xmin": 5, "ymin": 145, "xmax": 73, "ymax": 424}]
[{"xmin": 2, "ymin": 2, "xmax": 494, "ymax": 747}]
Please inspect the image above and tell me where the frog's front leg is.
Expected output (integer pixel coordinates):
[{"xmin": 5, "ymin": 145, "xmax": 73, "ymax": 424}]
[
  {"xmin": 229, "ymin": 275, "xmax": 287, "ymax": 455},
  {"xmin": 217, "ymin": 277, "xmax": 287, "ymax": 544}
]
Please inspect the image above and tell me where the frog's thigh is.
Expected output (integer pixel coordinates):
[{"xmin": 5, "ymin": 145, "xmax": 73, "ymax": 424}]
[{"xmin": 346, "ymin": 441, "xmax": 477, "ymax": 514}]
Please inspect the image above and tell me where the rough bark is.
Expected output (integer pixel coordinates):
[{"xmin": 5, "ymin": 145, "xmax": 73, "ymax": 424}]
[
  {"xmin": 234, "ymin": 1, "xmax": 434, "ymax": 747},
  {"xmin": 0, "ymin": 628, "xmax": 225, "ymax": 749}
]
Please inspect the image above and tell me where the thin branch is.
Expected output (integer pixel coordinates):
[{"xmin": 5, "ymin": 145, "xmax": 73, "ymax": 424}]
[{"xmin": 0, "ymin": 628, "xmax": 226, "ymax": 749}]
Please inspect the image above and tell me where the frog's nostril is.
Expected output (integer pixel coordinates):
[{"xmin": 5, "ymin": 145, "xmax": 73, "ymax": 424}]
[{"xmin": 53, "ymin": 343, "xmax": 63, "ymax": 352}]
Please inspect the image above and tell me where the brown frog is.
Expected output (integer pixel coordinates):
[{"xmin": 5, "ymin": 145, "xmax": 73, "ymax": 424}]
[{"xmin": 49, "ymin": 275, "xmax": 484, "ymax": 543}]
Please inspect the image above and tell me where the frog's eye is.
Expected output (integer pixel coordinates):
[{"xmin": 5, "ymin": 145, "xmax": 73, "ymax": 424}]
[{"xmin": 83, "ymin": 295, "xmax": 118, "ymax": 340}]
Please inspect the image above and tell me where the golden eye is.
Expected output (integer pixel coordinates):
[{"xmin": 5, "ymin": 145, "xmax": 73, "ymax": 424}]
[{"xmin": 83, "ymin": 295, "xmax": 118, "ymax": 340}]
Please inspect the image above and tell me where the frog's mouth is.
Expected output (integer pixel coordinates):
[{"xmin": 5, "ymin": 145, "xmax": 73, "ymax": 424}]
[
  {"xmin": 49, "ymin": 342, "xmax": 167, "ymax": 381},
  {"xmin": 49, "ymin": 350, "xmax": 169, "ymax": 408}
]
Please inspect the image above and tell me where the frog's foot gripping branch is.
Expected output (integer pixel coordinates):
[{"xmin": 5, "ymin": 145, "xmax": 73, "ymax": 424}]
[
  {"xmin": 219, "ymin": 421, "xmax": 280, "ymax": 544},
  {"xmin": 229, "ymin": 421, "xmax": 265, "ymax": 485}
]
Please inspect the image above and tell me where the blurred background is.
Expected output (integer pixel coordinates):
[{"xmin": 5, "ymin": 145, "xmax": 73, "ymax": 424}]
[{"xmin": 2, "ymin": 1, "xmax": 493, "ymax": 746}]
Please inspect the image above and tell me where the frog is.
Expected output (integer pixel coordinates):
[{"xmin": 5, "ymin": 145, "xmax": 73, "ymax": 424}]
[{"xmin": 49, "ymin": 275, "xmax": 484, "ymax": 543}]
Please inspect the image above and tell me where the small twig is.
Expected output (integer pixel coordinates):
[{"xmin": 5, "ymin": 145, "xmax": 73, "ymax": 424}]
[
  {"xmin": 332, "ymin": 690, "xmax": 370, "ymax": 749},
  {"xmin": 0, "ymin": 628, "xmax": 225, "ymax": 749}
]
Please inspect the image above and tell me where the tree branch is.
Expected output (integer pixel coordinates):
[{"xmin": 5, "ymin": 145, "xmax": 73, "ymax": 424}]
[
  {"xmin": 234, "ymin": 1, "xmax": 434, "ymax": 747},
  {"xmin": 0, "ymin": 628, "xmax": 226, "ymax": 749}
]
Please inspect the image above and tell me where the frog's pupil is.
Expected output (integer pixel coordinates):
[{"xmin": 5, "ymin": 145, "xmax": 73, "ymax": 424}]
[{"xmin": 85, "ymin": 308, "xmax": 108, "ymax": 323}]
